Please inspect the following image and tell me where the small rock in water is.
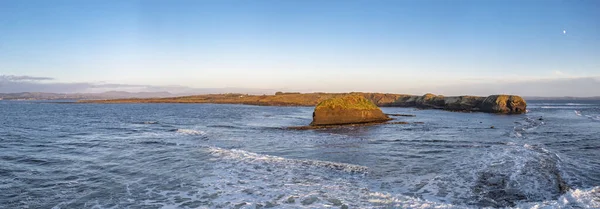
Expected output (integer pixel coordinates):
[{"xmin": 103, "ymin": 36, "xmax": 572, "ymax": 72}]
[
  {"xmin": 285, "ymin": 196, "xmax": 296, "ymax": 204},
  {"xmin": 301, "ymin": 196, "xmax": 319, "ymax": 205},
  {"xmin": 255, "ymin": 203, "xmax": 263, "ymax": 209},
  {"xmin": 328, "ymin": 198, "xmax": 343, "ymax": 206},
  {"xmin": 341, "ymin": 204, "xmax": 349, "ymax": 209}
]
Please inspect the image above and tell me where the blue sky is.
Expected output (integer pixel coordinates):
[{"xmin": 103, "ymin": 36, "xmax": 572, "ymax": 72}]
[{"xmin": 1, "ymin": 0, "xmax": 599, "ymax": 95}]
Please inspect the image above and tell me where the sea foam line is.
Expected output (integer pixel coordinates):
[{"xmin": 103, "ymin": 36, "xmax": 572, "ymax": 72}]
[
  {"xmin": 175, "ymin": 129, "xmax": 206, "ymax": 135},
  {"xmin": 208, "ymin": 147, "xmax": 368, "ymax": 174}
]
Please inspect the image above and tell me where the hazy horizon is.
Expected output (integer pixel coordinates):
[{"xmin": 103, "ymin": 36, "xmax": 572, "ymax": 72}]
[{"xmin": 1, "ymin": 0, "xmax": 599, "ymax": 96}]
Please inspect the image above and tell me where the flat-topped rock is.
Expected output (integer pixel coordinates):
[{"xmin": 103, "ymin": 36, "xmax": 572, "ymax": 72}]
[{"xmin": 310, "ymin": 95, "xmax": 391, "ymax": 126}]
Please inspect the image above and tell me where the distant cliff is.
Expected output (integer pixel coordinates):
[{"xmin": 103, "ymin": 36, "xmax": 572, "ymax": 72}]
[{"xmin": 80, "ymin": 92, "xmax": 527, "ymax": 114}]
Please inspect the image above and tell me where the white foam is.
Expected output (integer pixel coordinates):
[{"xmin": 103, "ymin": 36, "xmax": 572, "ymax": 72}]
[
  {"xmin": 365, "ymin": 192, "xmax": 457, "ymax": 208},
  {"xmin": 208, "ymin": 147, "xmax": 368, "ymax": 173},
  {"xmin": 84, "ymin": 145, "xmax": 597, "ymax": 209},
  {"xmin": 175, "ymin": 129, "xmax": 206, "ymax": 135},
  {"xmin": 196, "ymin": 147, "xmax": 469, "ymax": 208},
  {"xmin": 510, "ymin": 117, "xmax": 543, "ymax": 138},
  {"xmin": 586, "ymin": 115, "xmax": 600, "ymax": 121},
  {"xmin": 516, "ymin": 187, "xmax": 600, "ymax": 208},
  {"xmin": 535, "ymin": 103, "xmax": 594, "ymax": 106},
  {"xmin": 540, "ymin": 106, "xmax": 595, "ymax": 109},
  {"xmin": 565, "ymin": 103, "xmax": 594, "ymax": 106}
]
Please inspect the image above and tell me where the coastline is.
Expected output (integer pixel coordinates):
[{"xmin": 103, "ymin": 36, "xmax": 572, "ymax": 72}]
[{"xmin": 78, "ymin": 92, "xmax": 527, "ymax": 114}]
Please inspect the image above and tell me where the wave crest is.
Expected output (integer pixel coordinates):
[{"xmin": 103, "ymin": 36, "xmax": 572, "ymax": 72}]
[
  {"xmin": 175, "ymin": 129, "xmax": 206, "ymax": 135},
  {"xmin": 208, "ymin": 147, "xmax": 368, "ymax": 174}
]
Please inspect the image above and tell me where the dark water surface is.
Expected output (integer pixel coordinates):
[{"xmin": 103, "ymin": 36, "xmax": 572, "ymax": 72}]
[{"xmin": 1, "ymin": 100, "xmax": 599, "ymax": 208}]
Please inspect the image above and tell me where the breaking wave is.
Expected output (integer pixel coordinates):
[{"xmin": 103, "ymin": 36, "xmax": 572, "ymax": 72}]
[
  {"xmin": 194, "ymin": 147, "xmax": 461, "ymax": 208},
  {"xmin": 208, "ymin": 147, "xmax": 368, "ymax": 173},
  {"xmin": 516, "ymin": 186, "xmax": 600, "ymax": 208},
  {"xmin": 174, "ymin": 129, "xmax": 206, "ymax": 135},
  {"xmin": 511, "ymin": 116, "xmax": 544, "ymax": 138}
]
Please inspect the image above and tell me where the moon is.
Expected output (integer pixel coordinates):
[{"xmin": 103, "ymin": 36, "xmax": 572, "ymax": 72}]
[{"xmin": 563, "ymin": 30, "xmax": 567, "ymax": 34}]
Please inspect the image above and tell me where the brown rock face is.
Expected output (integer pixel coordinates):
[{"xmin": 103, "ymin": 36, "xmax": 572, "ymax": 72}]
[
  {"xmin": 310, "ymin": 95, "xmax": 391, "ymax": 126},
  {"xmin": 415, "ymin": 93, "xmax": 446, "ymax": 108},
  {"xmin": 443, "ymin": 96, "xmax": 486, "ymax": 112},
  {"xmin": 479, "ymin": 95, "xmax": 527, "ymax": 114}
]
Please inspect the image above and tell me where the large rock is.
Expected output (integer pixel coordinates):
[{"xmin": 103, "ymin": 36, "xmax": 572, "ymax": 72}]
[
  {"xmin": 479, "ymin": 95, "xmax": 527, "ymax": 114},
  {"xmin": 310, "ymin": 95, "xmax": 391, "ymax": 126}
]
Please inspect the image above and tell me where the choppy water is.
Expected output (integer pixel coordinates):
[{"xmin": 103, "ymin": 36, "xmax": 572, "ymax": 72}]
[{"xmin": 1, "ymin": 100, "xmax": 599, "ymax": 208}]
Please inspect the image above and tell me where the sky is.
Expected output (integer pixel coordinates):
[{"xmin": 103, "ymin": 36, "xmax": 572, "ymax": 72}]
[{"xmin": 1, "ymin": 0, "xmax": 599, "ymax": 96}]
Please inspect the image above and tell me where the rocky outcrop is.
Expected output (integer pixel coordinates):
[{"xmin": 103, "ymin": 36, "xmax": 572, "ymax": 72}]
[
  {"xmin": 310, "ymin": 95, "xmax": 391, "ymax": 126},
  {"xmin": 479, "ymin": 95, "xmax": 527, "ymax": 114},
  {"xmin": 357, "ymin": 93, "xmax": 526, "ymax": 114}
]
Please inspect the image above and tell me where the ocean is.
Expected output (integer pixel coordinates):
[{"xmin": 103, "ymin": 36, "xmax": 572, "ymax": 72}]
[{"xmin": 1, "ymin": 100, "xmax": 599, "ymax": 208}]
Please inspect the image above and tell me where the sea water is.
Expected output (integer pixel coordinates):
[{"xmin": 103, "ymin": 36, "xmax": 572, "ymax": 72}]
[{"xmin": 1, "ymin": 100, "xmax": 599, "ymax": 208}]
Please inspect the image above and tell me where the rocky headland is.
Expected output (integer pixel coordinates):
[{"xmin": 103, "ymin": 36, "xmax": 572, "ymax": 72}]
[{"xmin": 80, "ymin": 92, "xmax": 527, "ymax": 114}]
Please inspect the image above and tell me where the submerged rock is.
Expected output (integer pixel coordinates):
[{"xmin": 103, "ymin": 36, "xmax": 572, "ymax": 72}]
[
  {"xmin": 310, "ymin": 95, "xmax": 391, "ymax": 126},
  {"xmin": 479, "ymin": 95, "xmax": 527, "ymax": 114}
]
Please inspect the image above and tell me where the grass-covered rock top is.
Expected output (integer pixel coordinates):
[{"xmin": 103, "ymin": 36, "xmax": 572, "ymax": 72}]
[
  {"xmin": 310, "ymin": 95, "xmax": 390, "ymax": 126},
  {"xmin": 314, "ymin": 94, "xmax": 379, "ymax": 110}
]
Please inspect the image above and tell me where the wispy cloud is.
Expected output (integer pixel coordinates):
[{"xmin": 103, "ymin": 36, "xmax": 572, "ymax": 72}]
[
  {"xmin": 0, "ymin": 75, "xmax": 274, "ymax": 95},
  {"xmin": 1, "ymin": 74, "xmax": 599, "ymax": 97},
  {"xmin": 553, "ymin": 70, "xmax": 565, "ymax": 76},
  {"xmin": 414, "ymin": 76, "xmax": 600, "ymax": 97},
  {"xmin": 1, "ymin": 75, "xmax": 54, "ymax": 81}
]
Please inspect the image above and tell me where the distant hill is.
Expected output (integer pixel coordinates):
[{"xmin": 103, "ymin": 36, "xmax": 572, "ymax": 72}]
[
  {"xmin": 3, "ymin": 91, "xmax": 598, "ymax": 102},
  {"xmin": 0, "ymin": 91, "xmax": 175, "ymax": 100}
]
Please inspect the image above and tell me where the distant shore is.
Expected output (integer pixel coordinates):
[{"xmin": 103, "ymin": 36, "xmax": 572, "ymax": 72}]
[{"xmin": 78, "ymin": 92, "xmax": 527, "ymax": 114}]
